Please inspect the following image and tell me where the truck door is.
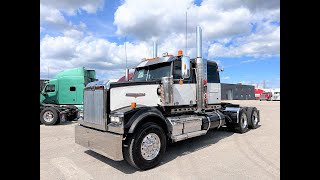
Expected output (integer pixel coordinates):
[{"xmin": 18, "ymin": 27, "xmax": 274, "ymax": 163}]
[
  {"xmin": 172, "ymin": 60, "xmax": 197, "ymax": 106},
  {"xmin": 42, "ymin": 83, "xmax": 58, "ymax": 104}
]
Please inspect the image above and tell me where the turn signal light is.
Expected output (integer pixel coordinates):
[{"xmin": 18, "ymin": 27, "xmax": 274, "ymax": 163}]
[{"xmin": 131, "ymin": 102, "xmax": 136, "ymax": 108}]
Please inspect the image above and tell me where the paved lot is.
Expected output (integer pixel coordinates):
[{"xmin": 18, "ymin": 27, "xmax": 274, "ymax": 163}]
[{"xmin": 41, "ymin": 100, "xmax": 280, "ymax": 180}]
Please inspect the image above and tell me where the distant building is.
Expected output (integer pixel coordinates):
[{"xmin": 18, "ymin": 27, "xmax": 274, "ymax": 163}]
[{"xmin": 221, "ymin": 83, "xmax": 255, "ymax": 100}]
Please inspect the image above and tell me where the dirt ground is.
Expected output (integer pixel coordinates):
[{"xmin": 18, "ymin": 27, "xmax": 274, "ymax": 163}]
[{"xmin": 40, "ymin": 100, "xmax": 280, "ymax": 180}]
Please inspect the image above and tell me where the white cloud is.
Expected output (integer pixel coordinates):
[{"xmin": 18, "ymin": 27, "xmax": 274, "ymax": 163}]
[
  {"xmin": 208, "ymin": 22, "xmax": 280, "ymax": 58},
  {"xmin": 114, "ymin": 0, "xmax": 255, "ymax": 41},
  {"xmin": 241, "ymin": 59, "xmax": 257, "ymax": 63},
  {"xmin": 40, "ymin": 33, "xmax": 153, "ymax": 80},
  {"xmin": 114, "ymin": 0, "xmax": 279, "ymax": 41},
  {"xmin": 40, "ymin": 4, "xmax": 66, "ymax": 26},
  {"xmin": 222, "ymin": 76, "xmax": 231, "ymax": 80},
  {"xmin": 40, "ymin": 29, "xmax": 218, "ymax": 80},
  {"xmin": 209, "ymin": 0, "xmax": 279, "ymax": 11},
  {"xmin": 40, "ymin": 0, "xmax": 104, "ymax": 15},
  {"xmin": 113, "ymin": 0, "xmax": 279, "ymax": 58},
  {"xmin": 41, "ymin": 35, "xmax": 77, "ymax": 60},
  {"xmin": 63, "ymin": 29, "xmax": 84, "ymax": 39},
  {"xmin": 40, "ymin": 0, "xmax": 103, "ymax": 31}
]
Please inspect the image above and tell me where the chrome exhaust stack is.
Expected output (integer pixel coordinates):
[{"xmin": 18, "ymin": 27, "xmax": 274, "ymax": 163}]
[
  {"xmin": 196, "ymin": 26, "xmax": 205, "ymax": 111},
  {"xmin": 125, "ymin": 68, "xmax": 129, "ymax": 81},
  {"xmin": 153, "ymin": 41, "xmax": 158, "ymax": 58}
]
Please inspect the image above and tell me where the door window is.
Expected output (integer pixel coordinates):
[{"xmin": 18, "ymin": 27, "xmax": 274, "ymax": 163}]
[
  {"xmin": 207, "ymin": 63, "xmax": 220, "ymax": 83},
  {"xmin": 45, "ymin": 85, "xmax": 55, "ymax": 92}
]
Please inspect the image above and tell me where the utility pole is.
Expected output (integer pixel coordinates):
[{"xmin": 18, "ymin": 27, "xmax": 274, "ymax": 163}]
[
  {"xmin": 185, "ymin": 11, "xmax": 187, "ymax": 55},
  {"xmin": 124, "ymin": 36, "xmax": 129, "ymax": 81},
  {"xmin": 125, "ymin": 36, "xmax": 127, "ymax": 69}
]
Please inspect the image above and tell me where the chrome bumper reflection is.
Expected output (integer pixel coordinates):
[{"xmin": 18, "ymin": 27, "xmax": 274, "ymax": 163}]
[{"xmin": 75, "ymin": 125, "xmax": 123, "ymax": 161}]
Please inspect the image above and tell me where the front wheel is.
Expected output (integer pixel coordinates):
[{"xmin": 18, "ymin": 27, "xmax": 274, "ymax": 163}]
[
  {"xmin": 123, "ymin": 122, "xmax": 167, "ymax": 170},
  {"xmin": 40, "ymin": 107, "xmax": 60, "ymax": 125}
]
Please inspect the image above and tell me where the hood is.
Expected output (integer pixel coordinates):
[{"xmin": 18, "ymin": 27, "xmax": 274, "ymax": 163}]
[{"xmin": 86, "ymin": 79, "xmax": 161, "ymax": 90}]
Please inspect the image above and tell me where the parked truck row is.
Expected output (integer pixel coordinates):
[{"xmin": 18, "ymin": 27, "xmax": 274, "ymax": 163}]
[{"xmin": 75, "ymin": 26, "xmax": 261, "ymax": 170}]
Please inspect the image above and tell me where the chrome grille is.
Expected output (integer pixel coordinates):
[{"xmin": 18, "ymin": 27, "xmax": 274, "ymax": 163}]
[{"xmin": 82, "ymin": 88, "xmax": 107, "ymax": 131}]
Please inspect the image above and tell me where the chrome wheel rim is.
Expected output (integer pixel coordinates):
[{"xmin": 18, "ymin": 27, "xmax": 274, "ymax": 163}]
[
  {"xmin": 140, "ymin": 133, "xmax": 161, "ymax": 160},
  {"xmin": 252, "ymin": 111, "xmax": 258, "ymax": 125},
  {"xmin": 241, "ymin": 113, "xmax": 248, "ymax": 129},
  {"xmin": 43, "ymin": 111, "xmax": 54, "ymax": 122}
]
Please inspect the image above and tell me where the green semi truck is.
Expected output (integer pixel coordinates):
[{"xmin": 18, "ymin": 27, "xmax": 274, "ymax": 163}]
[{"xmin": 40, "ymin": 67, "xmax": 97, "ymax": 125}]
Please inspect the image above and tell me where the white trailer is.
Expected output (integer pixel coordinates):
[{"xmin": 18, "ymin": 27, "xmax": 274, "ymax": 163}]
[
  {"xmin": 271, "ymin": 88, "xmax": 280, "ymax": 101},
  {"xmin": 75, "ymin": 26, "xmax": 261, "ymax": 170}
]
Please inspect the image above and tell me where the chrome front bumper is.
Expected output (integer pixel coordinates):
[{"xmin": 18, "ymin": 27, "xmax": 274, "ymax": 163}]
[{"xmin": 75, "ymin": 124, "xmax": 123, "ymax": 161}]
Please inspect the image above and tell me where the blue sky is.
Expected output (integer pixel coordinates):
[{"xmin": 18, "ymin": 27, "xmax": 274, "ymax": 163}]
[{"xmin": 40, "ymin": 0, "xmax": 280, "ymax": 88}]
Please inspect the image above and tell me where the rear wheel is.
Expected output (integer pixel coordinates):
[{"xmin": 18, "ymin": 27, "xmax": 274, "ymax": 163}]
[
  {"xmin": 123, "ymin": 122, "xmax": 167, "ymax": 170},
  {"xmin": 40, "ymin": 107, "xmax": 60, "ymax": 125},
  {"xmin": 234, "ymin": 108, "xmax": 248, "ymax": 133},
  {"xmin": 247, "ymin": 107, "xmax": 259, "ymax": 129}
]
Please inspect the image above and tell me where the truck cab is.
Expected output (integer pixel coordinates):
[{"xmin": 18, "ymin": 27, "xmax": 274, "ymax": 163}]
[
  {"xmin": 128, "ymin": 55, "xmax": 221, "ymax": 106},
  {"xmin": 40, "ymin": 67, "xmax": 97, "ymax": 125}
]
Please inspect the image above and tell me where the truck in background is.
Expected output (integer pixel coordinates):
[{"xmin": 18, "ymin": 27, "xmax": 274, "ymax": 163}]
[
  {"xmin": 40, "ymin": 67, "xmax": 98, "ymax": 125},
  {"xmin": 75, "ymin": 26, "xmax": 261, "ymax": 170},
  {"xmin": 259, "ymin": 92, "xmax": 272, "ymax": 101},
  {"xmin": 271, "ymin": 88, "xmax": 280, "ymax": 101}
]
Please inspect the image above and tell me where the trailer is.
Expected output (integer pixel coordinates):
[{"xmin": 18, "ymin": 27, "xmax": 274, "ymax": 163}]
[
  {"xmin": 75, "ymin": 26, "xmax": 260, "ymax": 170},
  {"xmin": 271, "ymin": 88, "xmax": 280, "ymax": 101},
  {"xmin": 40, "ymin": 67, "xmax": 97, "ymax": 125}
]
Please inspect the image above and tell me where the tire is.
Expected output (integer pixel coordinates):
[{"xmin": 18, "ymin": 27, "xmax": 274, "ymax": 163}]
[
  {"xmin": 247, "ymin": 107, "xmax": 259, "ymax": 129},
  {"xmin": 123, "ymin": 122, "xmax": 167, "ymax": 170},
  {"xmin": 234, "ymin": 108, "xmax": 249, "ymax": 133},
  {"xmin": 40, "ymin": 107, "xmax": 60, "ymax": 125}
]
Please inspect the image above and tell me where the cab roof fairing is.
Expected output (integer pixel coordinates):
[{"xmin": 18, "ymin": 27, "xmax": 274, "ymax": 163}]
[
  {"xmin": 136, "ymin": 56, "xmax": 176, "ymax": 68},
  {"xmin": 135, "ymin": 56, "xmax": 218, "ymax": 69}
]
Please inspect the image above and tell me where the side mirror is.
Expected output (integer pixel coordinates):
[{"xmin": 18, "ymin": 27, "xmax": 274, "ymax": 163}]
[{"xmin": 181, "ymin": 56, "xmax": 190, "ymax": 79}]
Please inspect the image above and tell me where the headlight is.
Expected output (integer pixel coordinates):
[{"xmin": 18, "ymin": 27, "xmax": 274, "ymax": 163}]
[{"xmin": 110, "ymin": 116, "xmax": 122, "ymax": 124}]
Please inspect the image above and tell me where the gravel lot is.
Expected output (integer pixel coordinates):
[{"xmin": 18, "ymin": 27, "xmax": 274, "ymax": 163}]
[{"xmin": 40, "ymin": 100, "xmax": 280, "ymax": 180}]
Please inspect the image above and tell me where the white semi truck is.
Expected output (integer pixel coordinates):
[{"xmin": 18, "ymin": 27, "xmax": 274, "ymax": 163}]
[{"xmin": 75, "ymin": 26, "xmax": 260, "ymax": 170}]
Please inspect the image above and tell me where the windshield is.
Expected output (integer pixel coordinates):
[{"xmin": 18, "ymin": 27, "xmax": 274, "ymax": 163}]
[
  {"xmin": 131, "ymin": 62, "xmax": 171, "ymax": 81},
  {"xmin": 40, "ymin": 81, "xmax": 48, "ymax": 92}
]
